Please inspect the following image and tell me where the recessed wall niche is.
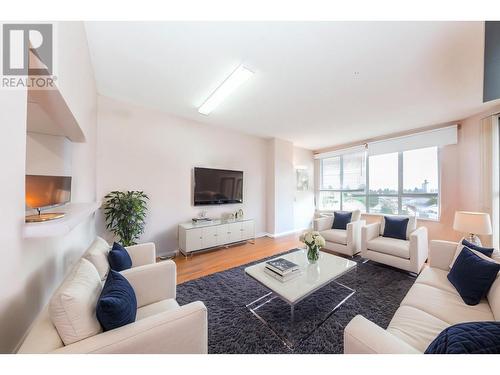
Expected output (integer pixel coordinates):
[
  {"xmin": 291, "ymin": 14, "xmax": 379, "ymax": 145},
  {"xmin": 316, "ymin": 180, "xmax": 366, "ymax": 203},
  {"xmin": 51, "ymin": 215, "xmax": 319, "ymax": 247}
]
[{"xmin": 26, "ymin": 132, "xmax": 72, "ymax": 177}]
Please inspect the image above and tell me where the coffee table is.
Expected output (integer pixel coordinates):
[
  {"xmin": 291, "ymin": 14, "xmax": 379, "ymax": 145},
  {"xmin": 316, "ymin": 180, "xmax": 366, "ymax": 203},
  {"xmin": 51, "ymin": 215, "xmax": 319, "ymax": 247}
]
[{"xmin": 244, "ymin": 249, "xmax": 356, "ymax": 349}]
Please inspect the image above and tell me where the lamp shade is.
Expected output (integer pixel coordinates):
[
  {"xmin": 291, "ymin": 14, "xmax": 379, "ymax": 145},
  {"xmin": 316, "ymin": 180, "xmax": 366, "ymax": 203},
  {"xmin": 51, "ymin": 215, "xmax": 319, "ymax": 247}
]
[{"xmin": 453, "ymin": 211, "xmax": 492, "ymax": 235}]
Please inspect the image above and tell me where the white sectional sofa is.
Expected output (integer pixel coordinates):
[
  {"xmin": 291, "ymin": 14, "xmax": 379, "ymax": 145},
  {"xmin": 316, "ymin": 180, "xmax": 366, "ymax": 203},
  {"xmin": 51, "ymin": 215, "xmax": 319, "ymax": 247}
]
[
  {"xmin": 313, "ymin": 210, "xmax": 365, "ymax": 257},
  {"xmin": 344, "ymin": 239, "xmax": 500, "ymax": 353},
  {"xmin": 18, "ymin": 238, "xmax": 208, "ymax": 354},
  {"xmin": 361, "ymin": 216, "xmax": 428, "ymax": 274}
]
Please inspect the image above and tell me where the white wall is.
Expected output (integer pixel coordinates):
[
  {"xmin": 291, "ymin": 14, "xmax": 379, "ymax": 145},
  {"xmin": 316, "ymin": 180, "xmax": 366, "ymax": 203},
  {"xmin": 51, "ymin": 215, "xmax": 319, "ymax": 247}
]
[
  {"xmin": 96, "ymin": 96, "xmax": 269, "ymax": 256},
  {"xmin": 0, "ymin": 21, "xmax": 97, "ymax": 353},
  {"xmin": 266, "ymin": 139, "xmax": 295, "ymax": 235},
  {"xmin": 266, "ymin": 140, "xmax": 315, "ymax": 236}
]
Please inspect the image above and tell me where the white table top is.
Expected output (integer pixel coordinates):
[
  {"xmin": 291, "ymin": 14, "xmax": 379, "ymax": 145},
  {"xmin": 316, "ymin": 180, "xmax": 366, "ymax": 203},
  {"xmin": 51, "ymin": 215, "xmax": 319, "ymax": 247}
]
[
  {"xmin": 245, "ymin": 249, "xmax": 357, "ymax": 304},
  {"xmin": 179, "ymin": 218, "xmax": 253, "ymax": 230}
]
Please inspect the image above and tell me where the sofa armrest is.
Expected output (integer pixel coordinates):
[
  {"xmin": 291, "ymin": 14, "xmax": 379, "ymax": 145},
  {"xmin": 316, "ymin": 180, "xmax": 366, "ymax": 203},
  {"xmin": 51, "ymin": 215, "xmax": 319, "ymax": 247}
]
[
  {"xmin": 363, "ymin": 222, "xmax": 380, "ymax": 241},
  {"xmin": 361, "ymin": 223, "xmax": 380, "ymax": 257},
  {"xmin": 347, "ymin": 220, "xmax": 365, "ymax": 251},
  {"xmin": 51, "ymin": 301, "xmax": 207, "ymax": 354},
  {"xmin": 344, "ymin": 315, "xmax": 420, "ymax": 354},
  {"xmin": 361, "ymin": 222, "xmax": 379, "ymax": 243},
  {"xmin": 409, "ymin": 226, "xmax": 428, "ymax": 273},
  {"xmin": 429, "ymin": 240, "xmax": 458, "ymax": 271},
  {"xmin": 125, "ymin": 242, "xmax": 156, "ymax": 267},
  {"xmin": 314, "ymin": 216, "xmax": 333, "ymax": 232},
  {"xmin": 121, "ymin": 260, "xmax": 176, "ymax": 307}
]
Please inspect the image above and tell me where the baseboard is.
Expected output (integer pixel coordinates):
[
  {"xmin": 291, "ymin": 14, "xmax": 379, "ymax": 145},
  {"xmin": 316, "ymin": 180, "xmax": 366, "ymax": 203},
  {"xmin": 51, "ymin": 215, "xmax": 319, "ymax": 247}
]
[{"xmin": 265, "ymin": 227, "xmax": 309, "ymax": 238}]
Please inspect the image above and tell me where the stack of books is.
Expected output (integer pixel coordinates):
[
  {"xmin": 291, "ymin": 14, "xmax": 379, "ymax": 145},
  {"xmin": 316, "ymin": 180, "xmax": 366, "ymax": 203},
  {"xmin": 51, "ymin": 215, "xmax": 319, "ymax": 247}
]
[{"xmin": 264, "ymin": 258, "xmax": 301, "ymax": 282}]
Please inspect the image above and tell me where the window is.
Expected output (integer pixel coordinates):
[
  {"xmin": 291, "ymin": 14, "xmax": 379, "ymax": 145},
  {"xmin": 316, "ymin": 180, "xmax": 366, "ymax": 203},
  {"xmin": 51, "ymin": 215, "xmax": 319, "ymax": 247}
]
[
  {"xmin": 318, "ymin": 151, "xmax": 366, "ymax": 211},
  {"xmin": 401, "ymin": 147, "xmax": 439, "ymax": 219},
  {"xmin": 368, "ymin": 153, "xmax": 398, "ymax": 195},
  {"xmin": 367, "ymin": 152, "xmax": 399, "ymax": 215},
  {"xmin": 317, "ymin": 146, "xmax": 440, "ymax": 219}
]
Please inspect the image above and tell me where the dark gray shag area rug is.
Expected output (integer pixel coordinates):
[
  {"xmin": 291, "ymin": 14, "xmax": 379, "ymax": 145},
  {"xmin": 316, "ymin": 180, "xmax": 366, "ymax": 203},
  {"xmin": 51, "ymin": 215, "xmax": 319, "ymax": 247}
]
[{"xmin": 176, "ymin": 249, "xmax": 416, "ymax": 354}]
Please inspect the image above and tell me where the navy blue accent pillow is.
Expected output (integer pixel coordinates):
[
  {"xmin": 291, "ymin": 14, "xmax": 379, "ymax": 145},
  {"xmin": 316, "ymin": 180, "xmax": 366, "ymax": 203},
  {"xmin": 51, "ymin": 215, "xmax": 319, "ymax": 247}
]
[
  {"xmin": 447, "ymin": 247, "xmax": 500, "ymax": 306},
  {"xmin": 382, "ymin": 216, "xmax": 409, "ymax": 240},
  {"xmin": 108, "ymin": 242, "xmax": 132, "ymax": 271},
  {"xmin": 332, "ymin": 211, "xmax": 352, "ymax": 230},
  {"xmin": 461, "ymin": 238, "xmax": 494, "ymax": 257},
  {"xmin": 96, "ymin": 269, "xmax": 137, "ymax": 331},
  {"xmin": 425, "ymin": 321, "xmax": 500, "ymax": 354}
]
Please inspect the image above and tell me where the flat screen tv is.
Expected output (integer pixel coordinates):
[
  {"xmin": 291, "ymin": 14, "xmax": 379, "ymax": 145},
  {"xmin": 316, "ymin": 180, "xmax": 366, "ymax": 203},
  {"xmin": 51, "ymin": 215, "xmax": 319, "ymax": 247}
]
[
  {"xmin": 194, "ymin": 167, "xmax": 243, "ymax": 206},
  {"xmin": 25, "ymin": 175, "xmax": 72, "ymax": 210}
]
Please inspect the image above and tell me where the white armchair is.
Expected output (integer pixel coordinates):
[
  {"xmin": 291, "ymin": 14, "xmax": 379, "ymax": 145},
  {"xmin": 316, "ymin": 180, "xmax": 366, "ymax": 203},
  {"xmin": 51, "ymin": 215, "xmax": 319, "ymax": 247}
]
[
  {"xmin": 18, "ymin": 259, "xmax": 208, "ymax": 354},
  {"xmin": 361, "ymin": 216, "xmax": 428, "ymax": 274},
  {"xmin": 313, "ymin": 210, "xmax": 365, "ymax": 257},
  {"xmin": 124, "ymin": 242, "xmax": 157, "ymax": 267}
]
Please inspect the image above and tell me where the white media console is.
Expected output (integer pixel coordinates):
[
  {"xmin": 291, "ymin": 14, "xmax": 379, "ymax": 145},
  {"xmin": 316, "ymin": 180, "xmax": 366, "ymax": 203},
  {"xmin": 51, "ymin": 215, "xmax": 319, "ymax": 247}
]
[{"xmin": 178, "ymin": 218, "xmax": 255, "ymax": 255}]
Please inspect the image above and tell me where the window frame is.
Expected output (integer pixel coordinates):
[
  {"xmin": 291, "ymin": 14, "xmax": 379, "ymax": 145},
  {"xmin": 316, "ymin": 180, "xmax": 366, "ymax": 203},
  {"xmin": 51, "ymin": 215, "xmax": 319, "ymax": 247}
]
[
  {"xmin": 319, "ymin": 154, "xmax": 366, "ymax": 210},
  {"xmin": 318, "ymin": 147, "xmax": 441, "ymax": 221}
]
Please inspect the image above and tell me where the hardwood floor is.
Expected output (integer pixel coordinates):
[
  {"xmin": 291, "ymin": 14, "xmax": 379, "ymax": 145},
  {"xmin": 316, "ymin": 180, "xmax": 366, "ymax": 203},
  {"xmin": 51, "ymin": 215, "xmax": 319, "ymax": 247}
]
[{"xmin": 173, "ymin": 234, "xmax": 302, "ymax": 284}]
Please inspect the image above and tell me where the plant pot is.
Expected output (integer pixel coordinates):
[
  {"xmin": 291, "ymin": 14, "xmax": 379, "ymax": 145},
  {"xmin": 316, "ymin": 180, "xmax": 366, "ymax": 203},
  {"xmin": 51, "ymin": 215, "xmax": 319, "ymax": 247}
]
[{"xmin": 307, "ymin": 245, "xmax": 320, "ymax": 264}]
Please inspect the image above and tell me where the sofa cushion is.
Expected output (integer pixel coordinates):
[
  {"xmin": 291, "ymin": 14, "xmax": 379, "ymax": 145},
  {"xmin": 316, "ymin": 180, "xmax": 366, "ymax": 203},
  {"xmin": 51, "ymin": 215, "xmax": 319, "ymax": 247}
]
[
  {"xmin": 425, "ymin": 321, "xmax": 500, "ymax": 354},
  {"xmin": 136, "ymin": 299, "xmax": 179, "ymax": 321},
  {"xmin": 448, "ymin": 247, "xmax": 500, "ymax": 306},
  {"xmin": 49, "ymin": 259, "xmax": 103, "ymax": 345},
  {"xmin": 366, "ymin": 237, "xmax": 410, "ymax": 259},
  {"xmin": 17, "ymin": 305, "xmax": 64, "ymax": 353},
  {"xmin": 382, "ymin": 216, "xmax": 409, "ymax": 241},
  {"xmin": 84, "ymin": 237, "xmax": 111, "ymax": 281},
  {"xmin": 96, "ymin": 270, "xmax": 137, "ymax": 331},
  {"xmin": 415, "ymin": 266, "xmax": 458, "ymax": 295},
  {"xmin": 320, "ymin": 229, "xmax": 348, "ymax": 245},
  {"xmin": 380, "ymin": 215, "xmax": 416, "ymax": 240},
  {"xmin": 108, "ymin": 242, "xmax": 133, "ymax": 272},
  {"xmin": 332, "ymin": 211, "xmax": 352, "ymax": 230},
  {"xmin": 387, "ymin": 305, "xmax": 449, "ymax": 353},
  {"xmin": 418, "ymin": 264, "xmax": 500, "ymax": 321},
  {"xmin": 400, "ymin": 283, "xmax": 494, "ymax": 325}
]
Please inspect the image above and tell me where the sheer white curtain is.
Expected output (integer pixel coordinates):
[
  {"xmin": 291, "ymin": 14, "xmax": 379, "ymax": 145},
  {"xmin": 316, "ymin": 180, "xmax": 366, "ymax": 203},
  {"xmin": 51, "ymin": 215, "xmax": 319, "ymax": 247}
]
[
  {"xmin": 492, "ymin": 116, "xmax": 500, "ymax": 250},
  {"xmin": 480, "ymin": 115, "xmax": 500, "ymax": 249}
]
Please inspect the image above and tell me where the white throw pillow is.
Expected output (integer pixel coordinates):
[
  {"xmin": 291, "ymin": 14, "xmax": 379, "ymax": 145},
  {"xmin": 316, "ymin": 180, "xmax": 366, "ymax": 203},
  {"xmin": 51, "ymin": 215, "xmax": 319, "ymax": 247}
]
[
  {"xmin": 84, "ymin": 237, "xmax": 111, "ymax": 281},
  {"xmin": 449, "ymin": 238, "xmax": 466, "ymax": 269},
  {"xmin": 49, "ymin": 259, "xmax": 103, "ymax": 345},
  {"xmin": 379, "ymin": 215, "xmax": 417, "ymax": 240}
]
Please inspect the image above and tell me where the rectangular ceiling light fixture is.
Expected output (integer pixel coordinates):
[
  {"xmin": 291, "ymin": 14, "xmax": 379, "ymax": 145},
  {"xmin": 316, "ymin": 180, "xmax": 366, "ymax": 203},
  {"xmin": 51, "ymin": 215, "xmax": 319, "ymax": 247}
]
[{"xmin": 198, "ymin": 65, "xmax": 253, "ymax": 115}]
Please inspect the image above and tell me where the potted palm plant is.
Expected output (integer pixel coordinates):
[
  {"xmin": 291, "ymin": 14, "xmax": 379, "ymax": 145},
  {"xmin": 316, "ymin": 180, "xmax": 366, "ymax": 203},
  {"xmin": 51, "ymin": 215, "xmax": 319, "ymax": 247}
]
[{"xmin": 102, "ymin": 191, "xmax": 149, "ymax": 246}]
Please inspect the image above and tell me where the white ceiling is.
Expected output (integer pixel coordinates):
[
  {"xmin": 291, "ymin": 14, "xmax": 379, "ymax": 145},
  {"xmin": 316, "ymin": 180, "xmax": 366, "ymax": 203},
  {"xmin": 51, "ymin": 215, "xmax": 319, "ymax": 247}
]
[{"xmin": 85, "ymin": 21, "xmax": 490, "ymax": 150}]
